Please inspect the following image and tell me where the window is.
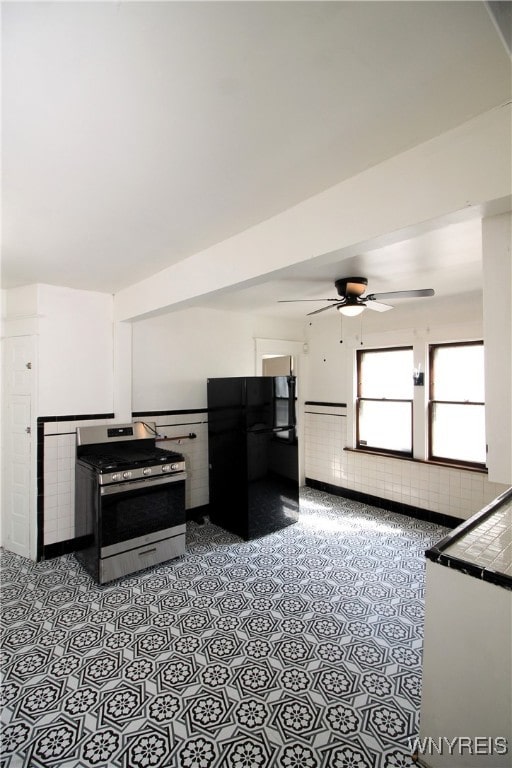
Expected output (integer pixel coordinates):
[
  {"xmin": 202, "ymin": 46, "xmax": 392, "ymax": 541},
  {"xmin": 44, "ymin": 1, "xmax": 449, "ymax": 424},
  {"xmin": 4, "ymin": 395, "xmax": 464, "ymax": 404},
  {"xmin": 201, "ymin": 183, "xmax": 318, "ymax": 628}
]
[
  {"xmin": 357, "ymin": 347, "xmax": 413, "ymax": 456},
  {"xmin": 429, "ymin": 341, "xmax": 485, "ymax": 467}
]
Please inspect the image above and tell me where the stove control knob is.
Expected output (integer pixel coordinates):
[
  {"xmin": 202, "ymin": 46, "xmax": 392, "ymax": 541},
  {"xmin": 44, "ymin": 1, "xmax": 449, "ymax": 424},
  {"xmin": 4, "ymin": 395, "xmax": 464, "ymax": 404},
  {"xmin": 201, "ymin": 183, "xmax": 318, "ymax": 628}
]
[
  {"xmin": 123, "ymin": 471, "xmax": 132, "ymax": 479},
  {"xmin": 112, "ymin": 473, "xmax": 122, "ymax": 482},
  {"xmin": 170, "ymin": 463, "xmax": 179, "ymax": 471},
  {"xmin": 143, "ymin": 467, "xmax": 152, "ymax": 476},
  {"xmin": 162, "ymin": 464, "xmax": 171, "ymax": 473}
]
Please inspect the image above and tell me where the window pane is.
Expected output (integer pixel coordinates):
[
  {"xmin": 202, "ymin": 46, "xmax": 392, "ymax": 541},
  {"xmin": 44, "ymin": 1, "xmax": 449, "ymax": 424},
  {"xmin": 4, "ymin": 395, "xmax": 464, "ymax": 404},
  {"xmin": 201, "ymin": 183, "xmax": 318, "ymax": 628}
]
[
  {"xmin": 433, "ymin": 344, "xmax": 484, "ymax": 402},
  {"xmin": 359, "ymin": 400, "xmax": 412, "ymax": 453},
  {"xmin": 360, "ymin": 349, "xmax": 413, "ymax": 399},
  {"xmin": 431, "ymin": 403, "xmax": 486, "ymax": 464}
]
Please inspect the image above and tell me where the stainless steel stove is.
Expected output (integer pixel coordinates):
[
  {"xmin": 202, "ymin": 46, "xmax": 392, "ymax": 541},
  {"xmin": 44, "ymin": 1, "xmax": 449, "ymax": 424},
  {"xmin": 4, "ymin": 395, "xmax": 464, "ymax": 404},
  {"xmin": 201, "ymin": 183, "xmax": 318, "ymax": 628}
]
[{"xmin": 75, "ymin": 421, "xmax": 187, "ymax": 583}]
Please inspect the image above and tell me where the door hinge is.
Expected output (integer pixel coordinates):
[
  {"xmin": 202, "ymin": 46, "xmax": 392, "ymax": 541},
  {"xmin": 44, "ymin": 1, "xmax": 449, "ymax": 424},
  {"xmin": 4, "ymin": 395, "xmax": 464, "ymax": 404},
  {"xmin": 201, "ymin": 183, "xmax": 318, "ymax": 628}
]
[{"xmin": 26, "ymin": 427, "xmax": 31, "ymax": 434}]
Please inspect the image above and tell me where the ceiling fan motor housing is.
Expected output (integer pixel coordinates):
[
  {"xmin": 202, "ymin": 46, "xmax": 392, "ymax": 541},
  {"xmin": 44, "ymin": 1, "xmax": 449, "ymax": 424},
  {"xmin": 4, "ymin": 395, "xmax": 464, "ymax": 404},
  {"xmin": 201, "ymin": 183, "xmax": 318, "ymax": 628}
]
[{"xmin": 335, "ymin": 277, "xmax": 368, "ymax": 298}]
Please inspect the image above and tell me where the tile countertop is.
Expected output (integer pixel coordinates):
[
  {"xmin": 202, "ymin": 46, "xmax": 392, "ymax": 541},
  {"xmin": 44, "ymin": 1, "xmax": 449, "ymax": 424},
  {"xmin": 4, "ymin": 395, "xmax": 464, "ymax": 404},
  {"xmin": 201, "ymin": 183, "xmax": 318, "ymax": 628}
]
[{"xmin": 425, "ymin": 486, "xmax": 512, "ymax": 590}]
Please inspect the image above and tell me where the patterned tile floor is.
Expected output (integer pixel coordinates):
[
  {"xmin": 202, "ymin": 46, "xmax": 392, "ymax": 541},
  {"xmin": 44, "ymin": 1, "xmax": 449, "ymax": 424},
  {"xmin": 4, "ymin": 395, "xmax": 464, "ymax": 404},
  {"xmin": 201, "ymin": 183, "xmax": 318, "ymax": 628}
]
[{"xmin": 0, "ymin": 488, "xmax": 448, "ymax": 768}]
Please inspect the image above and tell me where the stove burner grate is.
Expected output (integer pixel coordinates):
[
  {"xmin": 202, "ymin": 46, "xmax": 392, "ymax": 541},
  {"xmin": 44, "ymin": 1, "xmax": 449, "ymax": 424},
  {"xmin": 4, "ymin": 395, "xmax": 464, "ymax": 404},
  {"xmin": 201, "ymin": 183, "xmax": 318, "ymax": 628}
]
[{"xmin": 78, "ymin": 446, "xmax": 184, "ymax": 471}]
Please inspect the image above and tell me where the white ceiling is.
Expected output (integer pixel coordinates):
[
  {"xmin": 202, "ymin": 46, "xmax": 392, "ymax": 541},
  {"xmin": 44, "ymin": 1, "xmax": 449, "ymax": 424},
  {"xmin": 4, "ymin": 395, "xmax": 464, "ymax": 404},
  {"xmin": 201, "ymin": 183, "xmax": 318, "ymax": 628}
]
[
  {"xmin": 2, "ymin": 1, "xmax": 511, "ymax": 318},
  {"xmin": 195, "ymin": 216, "xmax": 486, "ymax": 319}
]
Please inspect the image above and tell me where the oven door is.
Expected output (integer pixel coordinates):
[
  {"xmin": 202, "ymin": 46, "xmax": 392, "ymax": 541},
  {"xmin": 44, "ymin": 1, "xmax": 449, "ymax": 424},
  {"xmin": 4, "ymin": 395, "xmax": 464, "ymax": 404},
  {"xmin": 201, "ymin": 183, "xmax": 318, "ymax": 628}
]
[{"xmin": 99, "ymin": 474, "xmax": 186, "ymax": 553}]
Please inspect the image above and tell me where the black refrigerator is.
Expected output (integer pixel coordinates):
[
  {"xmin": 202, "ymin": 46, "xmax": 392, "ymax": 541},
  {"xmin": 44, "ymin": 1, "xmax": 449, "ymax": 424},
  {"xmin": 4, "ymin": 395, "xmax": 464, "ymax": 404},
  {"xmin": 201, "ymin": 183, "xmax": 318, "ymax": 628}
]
[{"xmin": 207, "ymin": 376, "xmax": 299, "ymax": 540}]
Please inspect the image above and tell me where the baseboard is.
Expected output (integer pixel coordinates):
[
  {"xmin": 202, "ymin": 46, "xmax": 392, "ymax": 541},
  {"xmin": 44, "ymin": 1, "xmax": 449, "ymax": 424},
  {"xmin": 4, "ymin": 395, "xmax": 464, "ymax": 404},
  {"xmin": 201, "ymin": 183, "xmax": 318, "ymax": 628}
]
[
  {"xmin": 186, "ymin": 504, "xmax": 210, "ymax": 524},
  {"xmin": 305, "ymin": 478, "xmax": 463, "ymax": 529},
  {"xmin": 42, "ymin": 487, "xmax": 459, "ymax": 561},
  {"xmin": 43, "ymin": 534, "xmax": 94, "ymax": 560}
]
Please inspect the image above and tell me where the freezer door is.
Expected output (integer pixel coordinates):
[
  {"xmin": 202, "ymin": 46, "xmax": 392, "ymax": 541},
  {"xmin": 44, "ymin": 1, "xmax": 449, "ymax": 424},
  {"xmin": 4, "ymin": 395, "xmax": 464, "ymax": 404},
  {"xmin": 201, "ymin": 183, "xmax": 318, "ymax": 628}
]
[
  {"xmin": 207, "ymin": 377, "xmax": 245, "ymax": 434},
  {"xmin": 245, "ymin": 376, "xmax": 296, "ymax": 432}
]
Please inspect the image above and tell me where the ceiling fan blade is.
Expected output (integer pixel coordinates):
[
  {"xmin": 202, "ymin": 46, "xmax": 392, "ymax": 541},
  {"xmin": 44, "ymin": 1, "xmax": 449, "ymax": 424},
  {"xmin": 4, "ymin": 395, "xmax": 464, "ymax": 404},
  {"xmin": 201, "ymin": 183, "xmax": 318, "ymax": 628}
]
[
  {"xmin": 365, "ymin": 300, "xmax": 393, "ymax": 312},
  {"xmin": 306, "ymin": 303, "xmax": 343, "ymax": 316},
  {"xmin": 366, "ymin": 288, "xmax": 435, "ymax": 301},
  {"xmin": 278, "ymin": 298, "xmax": 339, "ymax": 303}
]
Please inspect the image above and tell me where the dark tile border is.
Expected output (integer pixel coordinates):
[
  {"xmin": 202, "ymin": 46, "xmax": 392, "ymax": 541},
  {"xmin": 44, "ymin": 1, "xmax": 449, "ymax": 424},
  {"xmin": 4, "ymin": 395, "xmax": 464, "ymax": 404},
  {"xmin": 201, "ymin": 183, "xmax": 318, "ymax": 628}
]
[
  {"xmin": 38, "ymin": 413, "xmax": 115, "ymax": 424},
  {"xmin": 425, "ymin": 486, "xmax": 512, "ymax": 591},
  {"xmin": 132, "ymin": 409, "xmax": 208, "ymax": 416},
  {"xmin": 186, "ymin": 504, "xmax": 210, "ymax": 525},
  {"xmin": 304, "ymin": 401, "xmax": 347, "ymax": 408},
  {"xmin": 36, "ymin": 420, "xmax": 45, "ymax": 558},
  {"xmin": 305, "ymin": 478, "xmax": 463, "ymax": 529}
]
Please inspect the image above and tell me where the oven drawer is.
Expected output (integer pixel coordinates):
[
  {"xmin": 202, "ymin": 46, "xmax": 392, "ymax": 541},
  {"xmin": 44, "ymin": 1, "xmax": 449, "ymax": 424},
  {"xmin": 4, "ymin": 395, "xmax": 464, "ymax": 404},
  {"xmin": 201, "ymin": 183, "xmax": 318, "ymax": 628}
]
[{"xmin": 99, "ymin": 532, "xmax": 186, "ymax": 584}]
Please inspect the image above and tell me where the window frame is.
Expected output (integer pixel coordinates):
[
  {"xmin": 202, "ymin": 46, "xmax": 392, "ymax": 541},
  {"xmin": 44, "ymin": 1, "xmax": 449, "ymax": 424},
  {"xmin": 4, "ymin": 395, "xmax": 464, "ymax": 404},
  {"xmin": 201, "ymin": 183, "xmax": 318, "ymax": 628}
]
[
  {"xmin": 428, "ymin": 340, "xmax": 486, "ymax": 469},
  {"xmin": 356, "ymin": 345, "xmax": 414, "ymax": 458}
]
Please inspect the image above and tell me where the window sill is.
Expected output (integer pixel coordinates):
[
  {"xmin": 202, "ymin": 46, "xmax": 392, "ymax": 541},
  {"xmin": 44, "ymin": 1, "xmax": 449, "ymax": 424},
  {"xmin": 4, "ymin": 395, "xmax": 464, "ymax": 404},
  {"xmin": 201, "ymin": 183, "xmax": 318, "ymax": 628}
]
[{"xmin": 344, "ymin": 447, "xmax": 488, "ymax": 474}]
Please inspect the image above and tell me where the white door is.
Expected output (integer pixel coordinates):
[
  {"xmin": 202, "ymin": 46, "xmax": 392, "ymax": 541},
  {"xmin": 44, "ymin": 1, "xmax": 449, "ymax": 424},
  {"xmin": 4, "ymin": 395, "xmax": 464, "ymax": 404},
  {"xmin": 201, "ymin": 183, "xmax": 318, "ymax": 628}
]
[{"xmin": 2, "ymin": 336, "xmax": 35, "ymax": 558}]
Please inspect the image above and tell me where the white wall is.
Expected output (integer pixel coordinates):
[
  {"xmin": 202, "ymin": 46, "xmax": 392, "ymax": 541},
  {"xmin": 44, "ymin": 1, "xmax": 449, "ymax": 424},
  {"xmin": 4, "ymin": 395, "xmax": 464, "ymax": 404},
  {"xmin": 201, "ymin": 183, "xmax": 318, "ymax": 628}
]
[
  {"xmin": 4, "ymin": 284, "xmax": 39, "ymax": 319},
  {"xmin": 37, "ymin": 284, "xmax": 114, "ymax": 416},
  {"xmin": 3, "ymin": 278, "xmax": 509, "ymax": 552},
  {"xmin": 132, "ymin": 306, "xmax": 304, "ymax": 411},
  {"xmin": 2, "ymin": 283, "xmax": 117, "ymax": 419},
  {"xmin": 131, "ymin": 306, "xmax": 306, "ymax": 512},
  {"xmin": 304, "ymin": 292, "xmax": 484, "ymax": 406},
  {"xmin": 2, "ymin": 284, "xmax": 116, "ymax": 553},
  {"xmin": 303, "ymin": 294, "xmax": 509, "ymax": 519},
  {"xmin": 5, "ymin": 291, "xmax": 304, "ymax": 549},
  {"xmin": 130, "ymin": 297, "xmax": 508, "ymax": 523},
  {"xmin": 483, "ymin": 212, "xmax": 512, "ymax": 485}
]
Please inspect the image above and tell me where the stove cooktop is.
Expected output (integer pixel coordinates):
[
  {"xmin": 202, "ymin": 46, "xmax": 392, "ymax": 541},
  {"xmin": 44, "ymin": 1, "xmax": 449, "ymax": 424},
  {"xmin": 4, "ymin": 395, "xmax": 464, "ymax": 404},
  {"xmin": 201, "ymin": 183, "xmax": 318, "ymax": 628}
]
[{"xmin": 78, "ymin": 446, "xmax": 185, "ymax": 472}]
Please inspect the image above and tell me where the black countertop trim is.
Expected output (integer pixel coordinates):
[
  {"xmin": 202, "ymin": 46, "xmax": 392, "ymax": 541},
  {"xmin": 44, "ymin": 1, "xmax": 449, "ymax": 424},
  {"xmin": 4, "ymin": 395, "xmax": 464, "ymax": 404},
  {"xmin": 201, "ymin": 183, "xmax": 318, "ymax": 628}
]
[{"xmin": 425, "ymin": 486, "xmax": 512, "ymax": 590}]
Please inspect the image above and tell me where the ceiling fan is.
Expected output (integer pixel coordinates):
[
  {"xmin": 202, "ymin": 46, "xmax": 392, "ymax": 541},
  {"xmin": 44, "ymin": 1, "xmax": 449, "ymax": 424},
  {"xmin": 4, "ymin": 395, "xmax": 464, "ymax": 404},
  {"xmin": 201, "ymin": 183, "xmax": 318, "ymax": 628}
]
[{"xmin": 279, "ymin": 277, "xmax": 435, "ymax": 316}]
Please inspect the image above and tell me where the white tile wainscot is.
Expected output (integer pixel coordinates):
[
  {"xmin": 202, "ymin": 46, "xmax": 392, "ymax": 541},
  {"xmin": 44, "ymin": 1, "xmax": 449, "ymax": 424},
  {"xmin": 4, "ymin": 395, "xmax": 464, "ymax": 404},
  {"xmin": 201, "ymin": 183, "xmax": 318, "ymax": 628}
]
[
  {"xmin": 303, "ymin": 404, "xmax": 508, "ymax": 521},
  {"xmin": 304, "ymin": 404, "xmax": 348, "ymax": 486},
  {"xmin": 43, "ymin": 417, "xmax": 116, "ymax": 546},
  {"xmin": 151, "ymin": 412, "xmax": 209, "ymax": 511}
]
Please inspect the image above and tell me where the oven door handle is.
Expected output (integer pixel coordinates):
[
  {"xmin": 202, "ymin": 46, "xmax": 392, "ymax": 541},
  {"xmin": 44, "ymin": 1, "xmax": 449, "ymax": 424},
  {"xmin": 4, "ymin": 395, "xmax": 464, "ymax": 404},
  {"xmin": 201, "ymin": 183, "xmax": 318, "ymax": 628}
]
[{"xmin": 100, "ymin": 473, "xmax": 187, "ymax": 496}]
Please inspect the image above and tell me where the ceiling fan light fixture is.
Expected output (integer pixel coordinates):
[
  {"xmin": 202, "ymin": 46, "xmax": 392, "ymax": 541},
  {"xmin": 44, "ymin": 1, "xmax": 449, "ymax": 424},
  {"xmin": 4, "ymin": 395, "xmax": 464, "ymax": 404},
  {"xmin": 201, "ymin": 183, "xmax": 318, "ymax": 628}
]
[
  {"xmin": 280, "ymin": 276, "xmax": 434, "ymax": 318},
  {"xmin": 337, "ymin": 300, "xmax": 365, "ymax": 317},
  {"xmin": 335, "ymin": 277, "xmax": 368, "ymax": 298}
]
